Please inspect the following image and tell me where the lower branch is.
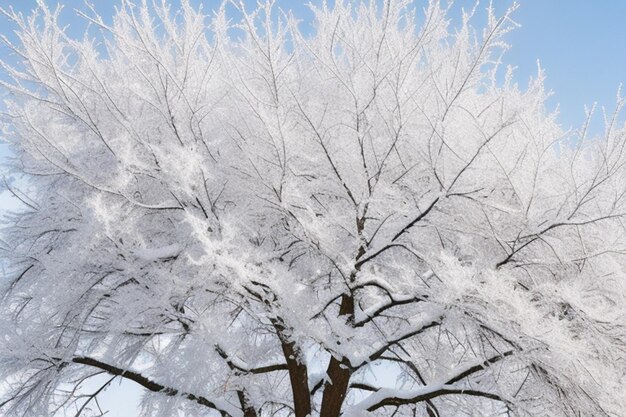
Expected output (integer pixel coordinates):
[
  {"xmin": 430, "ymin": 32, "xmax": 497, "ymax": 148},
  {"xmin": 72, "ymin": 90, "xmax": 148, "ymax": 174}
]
[
  {"xmin": 353, "ymin": 384, "xmax": 511, "ymax": 412},
  {"xmin": 70, "ymin": 357, "xmax": 238, "ymax": 417}
]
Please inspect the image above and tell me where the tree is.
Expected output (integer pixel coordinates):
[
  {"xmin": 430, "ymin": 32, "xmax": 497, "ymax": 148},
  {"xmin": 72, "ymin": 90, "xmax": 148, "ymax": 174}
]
[{"xmin": 0, "ymin": 0, "xmax": 625, "ymax": 416}]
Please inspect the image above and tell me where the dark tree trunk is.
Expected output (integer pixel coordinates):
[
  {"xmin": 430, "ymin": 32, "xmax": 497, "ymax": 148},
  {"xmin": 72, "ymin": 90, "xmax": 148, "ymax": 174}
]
[
  {"xmin": 319, "ymin": 356, "xmax": 352, "ymax": 417},
  {"xmin": 319, "ymin": 294, "xmax": 355, "ymax": 417},
  {"xmin": 272, "ymin": 319, "xmax": 311, "ymax": 417}
]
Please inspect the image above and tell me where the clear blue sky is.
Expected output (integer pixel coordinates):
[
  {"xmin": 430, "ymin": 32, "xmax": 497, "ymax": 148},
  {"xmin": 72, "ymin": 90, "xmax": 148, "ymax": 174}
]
[{"xmin": 0, "ymin": 1, "xmax": 625, "ymax": 416}]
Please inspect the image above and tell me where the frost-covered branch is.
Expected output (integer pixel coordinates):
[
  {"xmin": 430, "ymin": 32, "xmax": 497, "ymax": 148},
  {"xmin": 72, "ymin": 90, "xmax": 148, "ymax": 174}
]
[{"xmin": 69, "ymin": 357, "xmax": 239, "ymax": 416}]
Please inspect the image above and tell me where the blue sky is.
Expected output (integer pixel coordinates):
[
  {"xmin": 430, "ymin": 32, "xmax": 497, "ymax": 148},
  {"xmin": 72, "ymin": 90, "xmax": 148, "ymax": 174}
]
[
  {"xmin": 0, "ymin": 1, "xmax": 625, "ymax": 416},
  {"xmin": 1, "ymin": 0, "xmax": 625, "ymax": 130},
  {"xmin": 506, "ymin": 0, "xmax": 626, "ymax": 130}
]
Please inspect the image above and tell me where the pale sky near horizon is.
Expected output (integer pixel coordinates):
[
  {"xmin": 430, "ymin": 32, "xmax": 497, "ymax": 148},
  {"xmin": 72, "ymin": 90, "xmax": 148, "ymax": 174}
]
[{"xmin": 0, "ymin": 1, "xmax": 625, "ymax": 416}]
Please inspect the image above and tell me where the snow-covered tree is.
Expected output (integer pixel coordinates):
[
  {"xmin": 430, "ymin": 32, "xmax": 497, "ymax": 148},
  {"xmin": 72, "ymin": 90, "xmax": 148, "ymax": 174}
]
[{"xmin": 1, "ymin": 1, "xmax": 625, "ymax": 416}]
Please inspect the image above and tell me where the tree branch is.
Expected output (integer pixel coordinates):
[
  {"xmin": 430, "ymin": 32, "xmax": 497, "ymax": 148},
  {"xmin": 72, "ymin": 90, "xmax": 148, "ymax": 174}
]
[
  {"xmin": 364, "ymin": 385, "xmax": 510, "ymax": 412},
  {"xmin": 354, "ymin": 296, "xmax": 427, "ymax": 328},
  {"xmin": 445, "ymin": 350, "xmax": 515, "ymax": 385},
  {"xmin": 215, "ymin": 345, "xmax": 288, "ymax": 375},
  {"xmin": 359, "ymin": 317, "xmax": 442, "ymax": 367},
  {"xmin": 70, "ymin": 357, "xmax": 237, "ymax": 417}
]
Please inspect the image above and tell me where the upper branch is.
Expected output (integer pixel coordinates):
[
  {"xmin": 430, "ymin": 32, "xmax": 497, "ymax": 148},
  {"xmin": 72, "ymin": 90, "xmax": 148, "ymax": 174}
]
[
  {"xmin": 356, "ymin": 197, "xmax": 439, "ymax": 269},
  {"xmin": 215, "ymin": 345, "xmax": 288, "ymax": 375},
  {"xmin": 356, "ymin": 315, "xmax": 442, "ymax": 368}
]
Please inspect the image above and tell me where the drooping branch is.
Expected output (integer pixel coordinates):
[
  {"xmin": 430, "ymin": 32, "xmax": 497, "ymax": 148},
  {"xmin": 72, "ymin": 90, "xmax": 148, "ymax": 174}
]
[{"xmin": 70, "ymin": 357, "xmax": 238, "ymax": 417}]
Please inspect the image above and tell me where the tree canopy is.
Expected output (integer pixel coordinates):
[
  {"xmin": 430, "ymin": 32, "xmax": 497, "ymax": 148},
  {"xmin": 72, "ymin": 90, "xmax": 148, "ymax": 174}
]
[{"xmin": 0, "ymin": 1, "xmax": 625, "ymax": 416}]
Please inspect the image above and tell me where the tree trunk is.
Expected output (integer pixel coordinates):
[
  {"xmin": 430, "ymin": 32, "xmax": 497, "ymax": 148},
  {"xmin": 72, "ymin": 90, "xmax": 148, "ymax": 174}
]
[
  {"xmin": 319, "ymin": 294, "xmax": 354, "ymax": 417},
  {"xmin": 272, "ymin": 319, "xmax": 311, "ymax": 417}
]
